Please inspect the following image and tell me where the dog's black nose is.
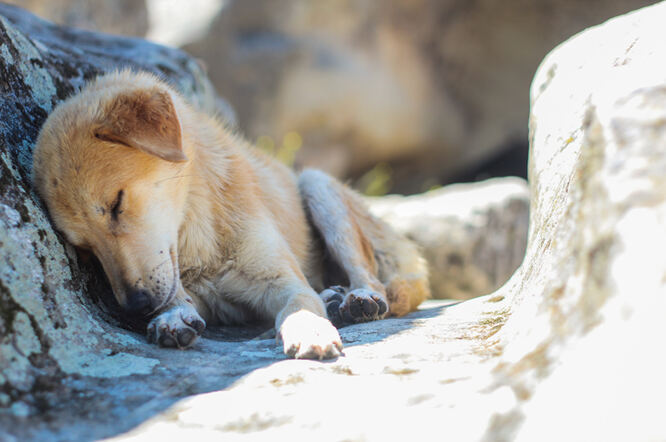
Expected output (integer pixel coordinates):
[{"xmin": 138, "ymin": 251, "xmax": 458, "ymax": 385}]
[{"xmin": 125, "ymin": 289, "xmax": 153, "ymax": 316}]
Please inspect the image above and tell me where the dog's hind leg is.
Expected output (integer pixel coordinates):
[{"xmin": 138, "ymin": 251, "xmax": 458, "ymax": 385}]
[{"xmin": 298, "ymin": 169, "xmax": 429, "ymax": 327}]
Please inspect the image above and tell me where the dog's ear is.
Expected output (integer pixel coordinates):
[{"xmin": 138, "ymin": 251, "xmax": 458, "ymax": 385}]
[{"xmin": 95, "ymin": 88, "xmax": 187, "ymax": 162}]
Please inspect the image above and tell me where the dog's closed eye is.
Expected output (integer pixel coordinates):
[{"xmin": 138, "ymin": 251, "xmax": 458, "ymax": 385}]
[{"xmin": 110, "ymin": 190, "xmax": 124, "ymax": 221}]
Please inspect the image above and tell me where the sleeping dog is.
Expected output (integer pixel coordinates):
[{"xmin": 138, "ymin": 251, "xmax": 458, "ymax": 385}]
[{"xmin": 32, "ymin": 70, "xmax": 429, "ymax": 359}]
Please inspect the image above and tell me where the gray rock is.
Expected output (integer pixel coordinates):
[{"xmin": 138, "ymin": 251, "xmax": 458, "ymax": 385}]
[
  {"xmin": 3, "ymin": 0, "xmax": 148, "ymax": 37},
  {"xmin": 368, "ymin": 177, "xmax": 529, "ymax": 300},
  {"xmin": 182, "ymin": 0, "xmax": 653, "ymax": 191},
  {"xmin": 0, "ymin": 5, "xmax": 233, "ymax": 439}
]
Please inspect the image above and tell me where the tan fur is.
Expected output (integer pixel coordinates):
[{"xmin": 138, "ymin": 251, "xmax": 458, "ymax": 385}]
[{"xmin": 32, "ymin": 70, "xmax": 430, "ymax": 359}]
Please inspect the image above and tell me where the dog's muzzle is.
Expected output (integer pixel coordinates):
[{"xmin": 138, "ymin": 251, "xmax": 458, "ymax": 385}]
[{"xmin": 124, "ymin": 288, "xmax": 155, "ymax": 316}]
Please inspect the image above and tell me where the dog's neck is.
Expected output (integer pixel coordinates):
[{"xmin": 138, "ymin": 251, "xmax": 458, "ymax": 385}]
[{"xmin": 176, "ymin": 113, "xmax": 254, "ymax": 280}]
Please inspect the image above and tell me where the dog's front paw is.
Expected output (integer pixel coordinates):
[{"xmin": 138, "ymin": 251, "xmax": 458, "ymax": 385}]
[
  {"xmin": 146, "ymin": 304, "xmax": 206, "ymax": 349},
  {"xmin": 279, "ymin": 310, "xmax": 343, "ymax": 360},
  {"xmin": 339, "ymin": 288, "xmax": 388, "ymax": 324},
  {"xmin": 322, "ymin": 287, "xmax": 388, "ymax": 326}
]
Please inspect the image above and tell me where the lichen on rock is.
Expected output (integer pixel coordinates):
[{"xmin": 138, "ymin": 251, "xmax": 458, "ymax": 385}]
[{"xmin": 0, "ymin": 2, "xmax": 228, "ymax": 427}]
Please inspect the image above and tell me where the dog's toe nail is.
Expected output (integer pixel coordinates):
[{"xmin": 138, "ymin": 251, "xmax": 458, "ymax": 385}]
[
  {"xmin": 186, "ymin": 317, "xmax": 205, "ymax": 334},
  {"xmin": 286, "ymin": 343, "xmax": 300, "ymax": 358},
  {"xmin": 194, "ymin": 320, "xmax": 205, "ymax": 334}
]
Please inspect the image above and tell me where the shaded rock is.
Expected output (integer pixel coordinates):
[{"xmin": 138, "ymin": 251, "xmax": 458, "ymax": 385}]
[
  {"xmin": 0, "ymin": 4, "xmax": 233, "ymax": 436},
  {"xmin": 4, "ymin": 0, "xmax": 148, "ymax": 37},
  {"xmin": 368, "ymin": 177, "xmax": 529, "ymax": 300},
  {"xmin": 183, "ymin": 0, "xmax": 653, "ymax": 191}
]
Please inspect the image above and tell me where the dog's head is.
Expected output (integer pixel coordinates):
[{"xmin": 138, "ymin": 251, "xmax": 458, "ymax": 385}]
[{"xmin": 33, "ymin": 71, "xmax": 191, "ymax": 316}]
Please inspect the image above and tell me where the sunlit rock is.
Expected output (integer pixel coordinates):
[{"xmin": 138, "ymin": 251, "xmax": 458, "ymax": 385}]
[{"xmin": 368, "ymin": 177, "xmax": 529, "ymax": 300}]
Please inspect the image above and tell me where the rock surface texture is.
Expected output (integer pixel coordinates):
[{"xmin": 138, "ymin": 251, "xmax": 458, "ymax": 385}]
[
  {"xmin": 367, "ymin": 177, "xmax": 529, "ymax": 300},
  {"xmin": 183, "ymin": 0, "xmax": 654, "ymax": 191},
  {"xmin": 4, "ymin": 0, "xmax": 148, "ymax": 37},
  {"xmin": 0, "ymin": 3, "xmax": 228, "ymax": 437},
  {"xmin": 2, "ymin": 2, "xmax": 666, "ymax": 441}
]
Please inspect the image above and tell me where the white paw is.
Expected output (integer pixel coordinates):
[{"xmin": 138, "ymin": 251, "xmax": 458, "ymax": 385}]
[
  {"xmin": 278, "ymin": 310, "xmax": 343, "ymax": 360},
  {"xmin": 146, "ymin": 304, "xmax": 206, "ymax": 349}
]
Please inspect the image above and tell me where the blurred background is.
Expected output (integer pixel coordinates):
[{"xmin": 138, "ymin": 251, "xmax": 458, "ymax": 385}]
[{"xmin": 7, "ymin": 0, "xmax": 651, "ymax": 195}]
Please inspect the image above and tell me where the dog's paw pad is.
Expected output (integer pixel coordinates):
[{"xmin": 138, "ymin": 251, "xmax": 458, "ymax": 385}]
[
  {"xmin": 339, "ymin": 288, "xmax": 388, "ymax": 324},
  {"xmin": 147, "ymin": 305, "xmax": 206, "ymax": 349},
  {"xmin": 279, "ymin": 310, "xmax": 343, "ymax": 360},
  {"xmin": 157, "ymin": 332, "xmax": 177, "ymax": 348},
  {"xmin": 372, "ymin": 294, "xmax": 389, "ymax": 316},
  {"xmin": 175, "ymin": 327, "xmax": 195, "ymax": 347},
  {"xmin": 361, "ymin": 297, "xmax": 379, "ymax": 316}
]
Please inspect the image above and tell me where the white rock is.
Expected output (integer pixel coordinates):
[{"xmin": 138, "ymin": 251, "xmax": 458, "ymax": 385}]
[{"xmin": 368, "ymin": 177, "xmax": 529, "ymax": 299}]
